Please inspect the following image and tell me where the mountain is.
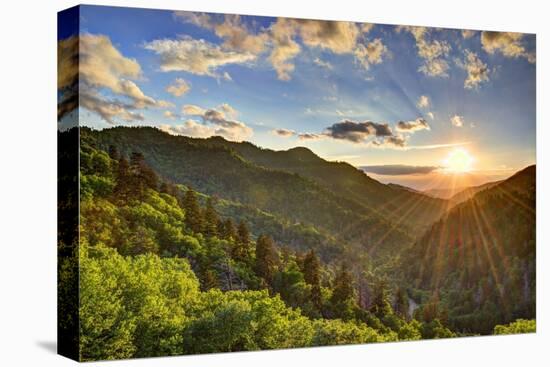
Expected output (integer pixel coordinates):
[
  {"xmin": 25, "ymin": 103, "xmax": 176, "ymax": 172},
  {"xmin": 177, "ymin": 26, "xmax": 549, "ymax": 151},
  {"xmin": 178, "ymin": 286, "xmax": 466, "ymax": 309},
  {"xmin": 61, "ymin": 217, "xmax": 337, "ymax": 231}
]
[
  {"xmin": 199, "ymin": 136, "xmax": 449, "ymax": 235},
  {"xmin": 448, "ymin": 180, "xmax": 502, "ymax": 206},
  {"xmin": 387, "ymin": 183, "xmax": 423, "ymax": 194},
  {"xmin": 81, "ymin": 126, "xmax": 416, "ymax": 259},
  {"xmin": 403, "ymin": 165, "xmax": 536, "ymax": 334}
]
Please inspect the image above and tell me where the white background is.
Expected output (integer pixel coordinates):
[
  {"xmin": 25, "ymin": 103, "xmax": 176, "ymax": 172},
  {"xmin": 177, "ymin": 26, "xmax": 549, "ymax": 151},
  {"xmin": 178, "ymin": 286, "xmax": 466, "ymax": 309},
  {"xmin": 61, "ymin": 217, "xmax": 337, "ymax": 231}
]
[{"xmin": 0, "ymin": 0, "xmax": 548, "ymax": 365}]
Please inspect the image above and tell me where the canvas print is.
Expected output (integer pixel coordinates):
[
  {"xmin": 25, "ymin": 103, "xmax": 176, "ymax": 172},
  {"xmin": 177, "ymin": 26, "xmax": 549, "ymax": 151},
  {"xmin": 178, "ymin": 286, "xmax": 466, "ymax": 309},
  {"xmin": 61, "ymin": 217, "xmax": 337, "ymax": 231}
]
[{"xmin": 57, "ymin": 5, "xmax": 536, "ymax": 361}]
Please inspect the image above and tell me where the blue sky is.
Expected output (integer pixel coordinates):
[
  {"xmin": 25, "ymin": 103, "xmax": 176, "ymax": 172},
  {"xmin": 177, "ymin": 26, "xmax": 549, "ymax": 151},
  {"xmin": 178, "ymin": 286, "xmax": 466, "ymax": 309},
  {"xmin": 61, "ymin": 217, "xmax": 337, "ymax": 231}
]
[{"xmin": 58, "ymin": 5, "xmax": 536, "ymax": 188}]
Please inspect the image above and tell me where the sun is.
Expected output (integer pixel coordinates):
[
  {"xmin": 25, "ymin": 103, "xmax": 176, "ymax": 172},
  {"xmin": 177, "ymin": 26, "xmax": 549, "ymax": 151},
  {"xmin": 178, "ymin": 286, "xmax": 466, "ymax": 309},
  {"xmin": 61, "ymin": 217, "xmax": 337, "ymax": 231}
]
[{"xmin": 443, "ymin": 148, "xmax": 474, "ymax": 173}]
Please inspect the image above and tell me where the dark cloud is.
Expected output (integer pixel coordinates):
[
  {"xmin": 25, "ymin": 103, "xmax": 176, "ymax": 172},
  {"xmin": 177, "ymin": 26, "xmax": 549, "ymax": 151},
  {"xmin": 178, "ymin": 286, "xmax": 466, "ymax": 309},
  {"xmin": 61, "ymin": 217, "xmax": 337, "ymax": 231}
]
[
  {"xmin": 361, "ymin": 164, "xmax": 441, "ymax": 175},
  {"xmin": 298, "ymin": 133, "xmax": 324, "ymax": 140},
  {"xmin": 271, "ymin": 128, "xmax": 296, "ymax": 137},
  {"xmin": 370, "ymin": 135, "xmax": 408, "ymax": 148},
  {"xmin": 396, "ymin": 118, "xmax": 430, "ymax": 132},
  {"xmin": 325, "ymin": 120, "xmax": 392, "ymax": 143}
]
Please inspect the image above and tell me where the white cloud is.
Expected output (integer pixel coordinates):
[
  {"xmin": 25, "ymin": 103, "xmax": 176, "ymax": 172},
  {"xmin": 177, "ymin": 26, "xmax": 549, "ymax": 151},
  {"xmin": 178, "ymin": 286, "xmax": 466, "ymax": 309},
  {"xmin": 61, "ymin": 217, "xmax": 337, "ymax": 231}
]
[
  {"xmin": 458, "ymin": 50, "xmax": 490, "ymax": 89},
  {"xmin": 481, "ymin": 31, "xmax": 535, "ymax": 63},
  {"xmin": 313, "ymin": 57, "xmax": 333, "ymax": 70},
  {"xmin": 450, "ymin": 115, "xmax": 464, "ymax": 127},
  {"xmin": 354, "ymin": 38, "xmax": 388, "ymax": 70},
  {"xmin": 397, "ymin": 26, "xmax": 451, "ymax": 77},
  {"xmin": 182, "ymin": 104, "xmax": 206, "ymax": 116},
  {"xmin": 163, "ymin": 110, "xmax": 178, "ymax": 120},
  {"xmin": 144, "ymin": 36, "xmax": 256, "ymax": 78},
  {"xmin": 417, "ymin": 95, "xmax": 430, "ymax": 109},
  {"xmin": 59, "ymin": 34, "xmax": 168, "ymax": 123},
  {"xmin": 427, "ymin": 112, "xmax": 435, "ymax": 119},
  {"xmin": 177, "ymin": 103, "xmax": 253, "ymax": 141},
  {"xmin": 166, "ymin": 78, "xmax": 191, "ymax": 97},
  {"xmin": 462, "ymin": 30, "xmax": 476, "ymax": 39}
]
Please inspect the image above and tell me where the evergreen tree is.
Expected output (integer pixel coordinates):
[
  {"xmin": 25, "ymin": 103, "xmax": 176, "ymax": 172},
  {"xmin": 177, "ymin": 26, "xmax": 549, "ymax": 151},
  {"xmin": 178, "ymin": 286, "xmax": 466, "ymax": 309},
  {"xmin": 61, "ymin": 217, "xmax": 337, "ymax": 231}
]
[
  {"xmin": 370, "ymin": 279, "xmax": 392, "ymax": 319},
  {"xmin": 254, "ymin": 234, "xmax": 278, "ymax": 285},
  {"xmin": 114, "ymin": 156, "xmax": 131, "ymax": 201},
  {"xmin": 108, "ymin": 145, "xmax": 119, "ymax": 161},
  {"xmin": 202, "ymin": 269, "xmax": 219, "ymax": 291},
  {"xmin": 394, "ymin": 287, "xmax": 410, "ymax": 319},
  {"xmin": 303, "ymin": 249, "xmax": 322, "ymax": 310},
  {"xmin": 331, "ymin": 263, "xmax": 355, "ymax": 305},
  {"xmin": 232, "ymin": 221, "xmax": 251, "ymax": 262},
  {"xmin": 203, "ymin": 197, "xmax": 219, "ymax": 238},
  {"xmin": 183, "ymin": 187, "xmax": 204, "ymax": 234},
  {"xmin": 220, "ymin": 218, "xmax": 237, "ymax": 241}
]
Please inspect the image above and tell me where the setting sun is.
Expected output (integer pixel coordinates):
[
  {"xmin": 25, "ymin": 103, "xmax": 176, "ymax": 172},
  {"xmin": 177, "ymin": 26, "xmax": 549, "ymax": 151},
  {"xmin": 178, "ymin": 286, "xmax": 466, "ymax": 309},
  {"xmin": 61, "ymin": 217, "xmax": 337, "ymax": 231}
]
[{"xmin": 443, "ymin": 148, "xmax": 474, "ymax": 173}]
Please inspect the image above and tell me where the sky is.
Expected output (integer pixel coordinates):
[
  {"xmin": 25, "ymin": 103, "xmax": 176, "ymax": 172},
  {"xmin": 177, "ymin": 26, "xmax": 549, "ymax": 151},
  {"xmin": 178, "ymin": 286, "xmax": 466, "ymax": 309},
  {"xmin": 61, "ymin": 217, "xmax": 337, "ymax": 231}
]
[{"xmin": 58, "ymin": 5, "xmax": 536, "ymax": 191}]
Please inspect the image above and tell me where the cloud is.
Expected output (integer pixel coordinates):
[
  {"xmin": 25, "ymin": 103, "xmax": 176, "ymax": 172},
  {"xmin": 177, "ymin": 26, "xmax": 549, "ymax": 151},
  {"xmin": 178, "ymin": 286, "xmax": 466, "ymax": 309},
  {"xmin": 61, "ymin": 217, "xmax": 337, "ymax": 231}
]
[
  {"xmin": 80, "ymin": 91, "xmax": 144, "ymax": 124},
  {"xmin": 427, "ymin": 112, "xmax": 435, "ymax": 119},
  {"xmin": 325, "ymin": 119, "xmax": 393, "ymax": 143},
  {"xmin": 144, "ymin": 36, "xmax": 256, "ymax": 78},
  {"xmin": 177, "ymin": 103, "xmax": 253, "ymax": 141},
  {"xmin": 163, "ymin": 110, "xmax": 179, "ymax": 120},
  {"xmin": 58, "ymin": 33, "xmax": 167, "ymax": 123},
  {"xmin": 481, "ymin": 31, "xmax": 535, "ymax": 63},
  {"xmin": 294, "ymin": 19, "xmax": 360, "ymax": 54},
  {"xmin": 166, "ymin": 78, "xmax": 191, "ymax": 97},
  {"xmin": 160, "ymin": 120, "xmax": 215, "ymax": 139},
  {"xmin": 450, "ymin": 115, "xmax": 464, "ymax": 127},
  {"xmin": 396, "ymin": 118, "xmax": 430, "ymax": 133},
  {"xmin": 361, "ymin": 23, "xmax": 374, "ymax": 34},
  {"xmin": 397, "ymin": 26, "xmax": 451, "ymax": 77},
  {"xmin": 417, "ymin": 95, "xmax": 430, "ymax": 109},
  {"xmin": 354, "ymin": 38, "xmax": 388, "ymax": 70},
  {"xmin": 457, "ymin": 50, "xmax": 490, "ymax": 89},
  {"xmin": 269, "ymin": 18, "xmax": 302, "ymax": 81},
  {"xmin": 462, "ymin": 30, "xmax": 476, "ymax": 39},
  {"xmin": 271, "ymin": 128, "xmax": 296, "ymax": 137},
  {"xmin": 313, "ymin": 57, "xmax": 333, "ymax": 70},
  {"xmin": 175, "ymin": 12, "xmax": 268, "ymax": 55},
  {"xmin": 182, "ymin": 104, "xmax": 206, "ymax": 116},
  {"xmin": 298, "ymin": 133, "xmax": 324, "ymax": 140},
  {"xmin": 361, "ymin": 164, "xmax": 441, "ymax": 175},
  {"xmin": 370, "ymin": 135, "xmax": 408, "ymax": 148}
]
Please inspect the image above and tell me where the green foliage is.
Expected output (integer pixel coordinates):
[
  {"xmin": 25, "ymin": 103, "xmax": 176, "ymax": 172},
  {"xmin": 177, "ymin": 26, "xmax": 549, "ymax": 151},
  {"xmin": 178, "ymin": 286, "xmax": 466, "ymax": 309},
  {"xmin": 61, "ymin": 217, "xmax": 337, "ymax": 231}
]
[
  {"xmin": 72, "ymin": 130, "xmax": 536, "ymax": 360},
  {"xmin": 494, "ymin": 319, "xmax": 535, "ymax": 335}
]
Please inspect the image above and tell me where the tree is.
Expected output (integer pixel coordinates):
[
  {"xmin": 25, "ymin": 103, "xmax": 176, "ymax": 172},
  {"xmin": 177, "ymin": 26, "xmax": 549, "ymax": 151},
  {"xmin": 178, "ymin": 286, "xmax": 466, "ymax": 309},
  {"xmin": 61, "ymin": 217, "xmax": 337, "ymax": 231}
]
[
  {"xmin": 302, "ymin": 250, "xmax": 322, "ymax": 310},
  {"xmin": 114, "ymin": 156, "xmax": 131, "ymax": 202},
  {"xmin": 394, "ymin": 287, "xmax": 410, "ymax": 319},
  {"xmin": 108, "ymin": 145, "xmax": 119, "ymax": 161},
  {"xmin": 232, "ymin": 221, "xmax": 251, "ymax": 263},
  {"xmin": 254, "ymin": 234, "xmax": 278, "ymax": 285},
  {"xmin": 369, "ymin": 279, "xmax": 392, "ymax": 319},
  {"xmin": 331, "ymin": 264, "xmax": 355, "ymax": 306},
  {"xmin": 130, "ymin": 151, "xmax": 158, "ymax": 194},
  {"xmin": 219, "ymin": 218, "xmax": 237, "ymax": 241},
  {"xmin": 203, "ymin": 197, "xmax": 219, "ymax": 238},
  {"xmin": 183, "ymin": 187, "xmax": 204, "ymax": 234}
]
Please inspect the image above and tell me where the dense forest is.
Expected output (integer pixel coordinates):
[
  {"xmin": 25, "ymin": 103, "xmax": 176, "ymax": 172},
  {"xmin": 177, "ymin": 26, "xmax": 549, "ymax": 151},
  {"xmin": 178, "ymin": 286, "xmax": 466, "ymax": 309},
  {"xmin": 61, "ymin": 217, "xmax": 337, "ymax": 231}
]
[{"xmin": 59, "ymin": 127, "xmax": 535, "ymax": 361}]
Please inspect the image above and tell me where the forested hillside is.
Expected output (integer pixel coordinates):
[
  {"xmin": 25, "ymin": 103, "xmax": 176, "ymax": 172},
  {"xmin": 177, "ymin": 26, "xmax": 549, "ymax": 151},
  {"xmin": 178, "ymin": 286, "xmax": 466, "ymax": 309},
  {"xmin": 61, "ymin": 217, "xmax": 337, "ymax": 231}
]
[
  {"xmin": 60, "ymin": 127, "xmax": 535, "ymax": 360},
  {"xmin": 70, "ymin": 130, "xmax": 459, "ymax": 360},
  {"xmin": 82, "ymin": 126, "xmax": 412, "ymax": 259},
  {"xmin": 403, "ymin": 166, "xmax": 536, "ymax": 334}
]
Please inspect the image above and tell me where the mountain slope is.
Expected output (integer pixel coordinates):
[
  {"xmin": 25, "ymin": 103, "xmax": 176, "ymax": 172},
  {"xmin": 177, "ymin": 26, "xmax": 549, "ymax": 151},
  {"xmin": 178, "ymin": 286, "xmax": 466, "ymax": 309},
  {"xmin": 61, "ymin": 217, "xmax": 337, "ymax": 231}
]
[
  {"xmin": 403, "ymin": 165, "xmax": 536, "ymax": 334},
  {"xmin": 82, "ymin": 126, "xmax": 413, "ymax": 258},
  {"xmin": 448, "ymin": 180, "xmax": 502, "ymax": 206},
  {"xmin": 200, "ymin": 137, "xmax": 449, "ymax": 235}
]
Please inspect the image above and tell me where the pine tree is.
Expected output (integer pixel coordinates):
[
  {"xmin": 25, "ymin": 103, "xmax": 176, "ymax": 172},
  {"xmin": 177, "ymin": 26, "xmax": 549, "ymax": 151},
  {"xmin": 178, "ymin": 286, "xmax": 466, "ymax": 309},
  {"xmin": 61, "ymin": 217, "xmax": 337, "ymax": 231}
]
[
  {"xmin": 220, "ymin": 218, "xmax": 237, "ymax": 241},
  {"xmin": 254, "ymin": 234, "xmax": 278, "ymax": 285},
  {"xmin": 108, "ymin": 145, "xmax": 119, "ymax": 161},
  {"xmin": 114, "ymin": 156, "xmax": 131, "ymax": 202},
  {"xmin": 183, "ymin": 187, "xmax": 203, "ymax": 234},
  {"xmin": 232, "ymin": 221, "xmax": 251, "ymax": 262},
  {"xmin": 303, "ymin": 249, "xmax": 322, "ymax": 310},
  {"xmin": 203, "ymin": 197, "xmax": 219, "ymax": 238},
  {"xmin": 394, "ymin": 287, "xmax": 410, "ymax": 319},
  {"xmin": 369, "ymin": 279, "xmax": 392, "ymax": 318},
  {"xmin": 331, "ymin": 263, "xmax": 355, "ymax": 305},
  {"xmin": 202, "ymin": 269, "xmax": 219, "ymax": 291}
]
